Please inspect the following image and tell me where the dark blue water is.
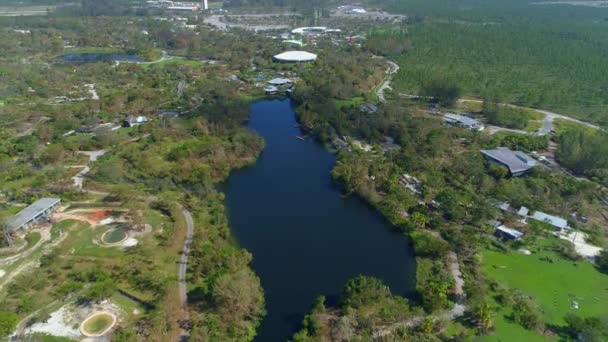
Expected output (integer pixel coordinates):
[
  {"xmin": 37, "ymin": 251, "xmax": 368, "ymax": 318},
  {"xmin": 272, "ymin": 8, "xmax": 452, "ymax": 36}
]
[
  {"xmin": 222, "ymin": 99, "xmax": 415, "ymax": 342},
  {"xmin": 60, "ymin": 53, "xmax": 141, "ymax": 63}
]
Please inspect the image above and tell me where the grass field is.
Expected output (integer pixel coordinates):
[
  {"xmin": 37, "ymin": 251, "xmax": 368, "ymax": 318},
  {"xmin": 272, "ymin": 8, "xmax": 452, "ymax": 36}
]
[
  {"xmin": 56, "ymin": 220, "xmax": 122, "ymax": 258},
  {"xmin": 483, "ymin": 240, "xmax": 608, "ymax": 328}
]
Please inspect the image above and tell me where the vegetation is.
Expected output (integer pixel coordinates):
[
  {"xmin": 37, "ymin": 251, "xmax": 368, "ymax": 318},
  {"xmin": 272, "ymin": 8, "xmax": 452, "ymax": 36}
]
[
  {"xmin": 292, "ymin": 276, "xmax": 417, "ymax": 341},
  {"xmin": 376, "ymin": 0, "xmax": 608, "ymax": 125},
  {"xmin": 483, "ymin": 101, "xmax": 542, "ymax": 131},
  {"xmin": 557, "ymin": 126, "xmax": 608, "ymax": 186}
]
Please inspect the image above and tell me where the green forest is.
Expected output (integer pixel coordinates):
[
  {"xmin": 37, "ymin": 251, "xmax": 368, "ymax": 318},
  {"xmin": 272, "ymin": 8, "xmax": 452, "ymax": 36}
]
[{"xmin": 369, "ymin": 0, "xmax": 608, "ymax": 125}]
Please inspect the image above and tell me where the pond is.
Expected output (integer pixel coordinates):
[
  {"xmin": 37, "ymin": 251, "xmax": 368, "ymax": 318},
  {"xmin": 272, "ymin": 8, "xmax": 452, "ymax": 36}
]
[
  {"xmin": 222, "ymin": 99, "xmax": 416, "ymax": 341},
  {"xmin": 60, "ymin": 53, "xmax": 141, "ymax": 63},
  {"xmin": 101, "ymin": 228, "xmax": 127, "ymax": 244}
]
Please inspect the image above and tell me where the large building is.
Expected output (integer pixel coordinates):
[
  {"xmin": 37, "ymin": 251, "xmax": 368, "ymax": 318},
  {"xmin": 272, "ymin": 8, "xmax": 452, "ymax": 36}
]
[
  {"xmin": 5, "ymin": 198, "xmax": 61, "ymax": 235},
  {"xmin": 273, "ymin": 51, "xmax": 318, "ymax": 63},
  {"xmin": 481, "ymin": 147, "xmax": 537, "ymax": 177},
  {"xmin": 443, "ymin": 113, "xmax": 484, "ymax": 131}
]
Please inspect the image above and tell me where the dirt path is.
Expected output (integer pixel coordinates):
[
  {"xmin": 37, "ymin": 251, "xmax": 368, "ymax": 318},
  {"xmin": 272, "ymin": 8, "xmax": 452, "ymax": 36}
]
[
  {"xmin": 178, "ymin": 208, "xmax": 194, "ymax": 341},
  {"xmin": 0, "ymin": 228, "xmax": 50, "ymax": 266},
  {"xmin": 73, "ymin": 150, "xmax": 106, "ymax": 188},
  {"xmin": 0, "ymin": 230, "xmax": 67, "ymax": 292}
]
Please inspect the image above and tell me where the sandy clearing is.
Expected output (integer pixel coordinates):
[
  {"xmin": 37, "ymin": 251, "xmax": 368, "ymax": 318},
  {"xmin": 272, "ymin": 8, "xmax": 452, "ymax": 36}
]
[
  {"xmin": 25, "ymin": 306, "xmax": 81, "ymax": 339},
  {"xmin": 560, "ymin": 231, "xmax": 603, "ymax": 259}
]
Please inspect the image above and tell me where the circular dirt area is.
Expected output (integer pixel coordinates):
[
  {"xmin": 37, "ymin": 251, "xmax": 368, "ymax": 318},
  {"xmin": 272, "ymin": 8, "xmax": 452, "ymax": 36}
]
[
  {"xmin": 80, "ymin": 312, "xmax": 116, "ymax": 337},
  {"xmin": 101, "ymin": 229, "xmax": 128, "ymax": 245}
]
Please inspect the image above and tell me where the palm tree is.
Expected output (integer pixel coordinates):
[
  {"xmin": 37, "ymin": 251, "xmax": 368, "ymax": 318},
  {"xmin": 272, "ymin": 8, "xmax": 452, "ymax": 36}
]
[{"xmin": 474, "ymin": 302, "xmax": 494, "ymax": 334}]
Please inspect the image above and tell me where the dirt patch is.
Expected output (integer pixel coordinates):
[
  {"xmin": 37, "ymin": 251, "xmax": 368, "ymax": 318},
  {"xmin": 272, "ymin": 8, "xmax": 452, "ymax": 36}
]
[{"xmin": 87, "ymin": 210, "xmax": 112, "ymax": 222}]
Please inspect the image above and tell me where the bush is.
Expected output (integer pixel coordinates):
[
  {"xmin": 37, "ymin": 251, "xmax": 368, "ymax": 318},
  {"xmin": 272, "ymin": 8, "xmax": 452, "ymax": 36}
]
[
  {"xmin": 411, "ymin": 231, "xmax": 450, "ymax": 258},
  {"xmin": 596, "ymin": 250, "xmax": 608, "ymax": 274},
  {"xmin": 0, "ymin": 311, "xmax": 18, "ymax": 337},
  {"xmin": 511, "ymin": 292, "xmax": 544, "ymax": 332}
]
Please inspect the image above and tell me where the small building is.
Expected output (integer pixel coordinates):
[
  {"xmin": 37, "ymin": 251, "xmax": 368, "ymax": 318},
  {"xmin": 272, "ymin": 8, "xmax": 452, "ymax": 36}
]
[
  {"xmin": 291, "ymin": 27, "xmax": 327, "ymax": 35},
  {"xmin": 158, "ymin": 109, "xmax": 180, "ymax": 119},
  {"xmin": 495, "ymin": 225, "xmax": 524, "ymax": 240},
  {"xmin": 517, "ymin": 206, "xmax": 529, "ymax": 217},
  {"xmin": 123, "ymin": 115, "xmax": 149, "ymax": 127},
  {"xmin": 400, "ymin": 174, "xmax": 422, "ymax": 195},
  {"xmin": 481, "ymin": 147, "xmax": 537, "ymax": 177},
  {"xmin": 360, "ymin": 104, "xmax": 379, "ymax": 113},
  {"xmin": 283, "ymin": 40, "xmax": 305, "ymax": 47},
  {"xmin": 264, "ymin": 86, "xmax": 279, "ymax": 95},
  {"xmin": 268, "ymin": 78, "xmax": 292, "ymax": 86},
  {"xmin": 5, "ymin": 198, "xmax": 61, "ymax": 237},
  {"xmin": 444, "ymin": 113, "xmax": 484, "ymax": 131},
  {"xmin": 530, "ymin": 211, "xmax": 569, "ymax": 232}
]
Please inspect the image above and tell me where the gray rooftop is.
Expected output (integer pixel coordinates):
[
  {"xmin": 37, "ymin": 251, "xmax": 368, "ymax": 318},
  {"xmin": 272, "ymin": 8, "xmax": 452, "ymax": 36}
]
[
  {"xmin": 481, "ymin": 147, "xmax": 537, "ymax": 174},
  {"xmin": 444, "ymin": 113, "xmax": 481, "ymax": 127},
  {"xmin": 6, "ymin": 198, "xmax": 60, "ymax": 232},
  {"xmin": 496, "ymin": 225, "xmax": 524, "ymax": 239},
  {"xmin": 531, "ymin": 211, "xmax": 568, "ymax": 229}
]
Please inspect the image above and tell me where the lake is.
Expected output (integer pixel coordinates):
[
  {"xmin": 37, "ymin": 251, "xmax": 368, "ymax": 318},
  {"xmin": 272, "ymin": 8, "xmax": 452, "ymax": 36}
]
[
  {"xmin": 222, "ymin": 99, "xmax": 415, "ymax": 341},
  {"xmin": 60, "ymin": 53, "xmax": 141, "ymax": 63}
]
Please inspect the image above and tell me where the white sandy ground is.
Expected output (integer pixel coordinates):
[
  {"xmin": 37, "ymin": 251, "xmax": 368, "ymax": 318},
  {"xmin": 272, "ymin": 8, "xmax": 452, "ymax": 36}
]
[
  {"xmin": 560, "ymin": 231, "xmax": 603, "ymax": 259},
  {"xmin": 99, "ymin": 217, "xmax": 115, "ymax": 225},
  {"xmin": 122, "ymin": 238, "xmax": 138, "ymax": 247},
  {"xmin": 25, "ymin": 306, "xmax": 81, "ymax": 339}
]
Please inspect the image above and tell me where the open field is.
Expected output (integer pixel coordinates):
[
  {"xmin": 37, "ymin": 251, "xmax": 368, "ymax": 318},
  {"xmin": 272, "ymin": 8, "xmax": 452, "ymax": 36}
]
[{"xmin": 483, "ymin": 240, "xmax": 608, "ymax": 327}]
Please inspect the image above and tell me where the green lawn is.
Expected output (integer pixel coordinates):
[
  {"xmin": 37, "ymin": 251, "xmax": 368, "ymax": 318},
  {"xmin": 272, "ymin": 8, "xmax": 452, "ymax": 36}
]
[
  {"xmin": 335, "ymin": 96, "xmax": 365, "ymax": 109},
  {"xmin": 483, "ymin": 243, "xmax": 608, "ymax": 328},
  {"xmin": 56, "ymin": 220, "xmax": 122, "ymax": 258}
]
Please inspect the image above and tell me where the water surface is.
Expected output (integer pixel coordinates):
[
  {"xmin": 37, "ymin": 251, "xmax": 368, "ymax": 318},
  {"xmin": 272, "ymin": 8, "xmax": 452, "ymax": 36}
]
[
  {"xmin": 60, "ymin": 53, "xmax": 141, "ymax": 63},
  {"xmin": 222, "ymin": 99, "xmax": 415, "ymax": 341}
]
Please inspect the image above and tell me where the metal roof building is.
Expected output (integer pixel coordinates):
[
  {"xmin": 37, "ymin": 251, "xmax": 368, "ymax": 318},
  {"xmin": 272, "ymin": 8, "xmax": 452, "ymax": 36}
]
[
  {"xmin": 444, "ymin": 113, "xmax": 484, "ymax": 130},
  {"xmin": 495, "ymin": 225, "xmax": 524, "ymax": 240},
  {"xmin": 273, "ymin": 51, "xmax": 317, "ymax": 63},
  {"xmin": 481, "ymin": 147, "xmax": 537, "ymax": 176},
  {"xmin": 530, "ymin": 211, "xmax": 569, "ymax": 231},
  {"xmin": 6, "ymin": 198, "xmax": 61, "ymax": 233}
]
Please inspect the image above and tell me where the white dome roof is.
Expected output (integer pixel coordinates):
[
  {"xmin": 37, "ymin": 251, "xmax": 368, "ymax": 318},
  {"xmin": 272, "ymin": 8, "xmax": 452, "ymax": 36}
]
[{"xmin": 273, "ymin": 51, "xmax": 318, "ymax": 62}]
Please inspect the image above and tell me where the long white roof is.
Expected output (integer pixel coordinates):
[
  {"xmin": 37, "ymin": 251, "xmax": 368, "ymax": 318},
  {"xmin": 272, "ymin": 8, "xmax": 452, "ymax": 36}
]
[
  {"xmin": 273, "ymin": 51, "xmax": 317, "ymax": 62},
  {"xmin": 7, "ymin": 198, "xmax": 61, "ymax": 232}
]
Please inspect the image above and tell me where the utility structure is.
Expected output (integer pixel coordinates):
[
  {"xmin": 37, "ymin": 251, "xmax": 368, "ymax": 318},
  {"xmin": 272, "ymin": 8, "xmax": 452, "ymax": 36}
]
[{"xmin": 201, "ymin": 0, "xmax": 208, "ymax": 10}]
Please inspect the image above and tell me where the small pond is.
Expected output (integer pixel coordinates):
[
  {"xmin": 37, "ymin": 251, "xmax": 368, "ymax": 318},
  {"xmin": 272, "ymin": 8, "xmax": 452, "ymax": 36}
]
[{"xmin": 101, "ymin": 229, "xmax": 127, "ymax": 244}]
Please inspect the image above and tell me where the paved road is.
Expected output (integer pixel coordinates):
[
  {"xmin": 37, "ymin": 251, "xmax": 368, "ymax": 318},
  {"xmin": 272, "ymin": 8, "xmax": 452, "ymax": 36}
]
[
  {"xmin": 178, "ymin": 208, "xmax": 194, "ymax": 341},
  {"xmin": 376, "ymin": 60, "xmax": 399, "ymax": 103},
  {"xmin": 456, "ymin": 98, "xmax": 602, "ymax": 135}
]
